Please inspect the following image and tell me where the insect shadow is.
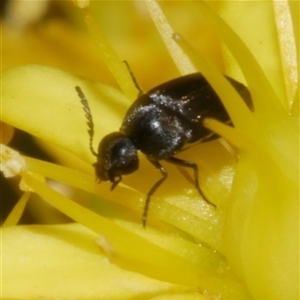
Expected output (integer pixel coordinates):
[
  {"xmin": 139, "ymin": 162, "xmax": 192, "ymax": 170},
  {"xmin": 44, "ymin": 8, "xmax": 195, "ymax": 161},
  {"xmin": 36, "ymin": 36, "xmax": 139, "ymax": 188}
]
[{"xmin": 76, "ymin": 64, "xmax": 253, "ymax": 226}]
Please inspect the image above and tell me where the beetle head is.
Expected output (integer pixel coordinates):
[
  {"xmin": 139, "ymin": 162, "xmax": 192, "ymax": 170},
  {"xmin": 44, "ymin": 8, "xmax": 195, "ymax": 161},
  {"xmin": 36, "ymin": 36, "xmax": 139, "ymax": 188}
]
[{"xmin": 94, "ymin": 132, "xmax": 139, "ymax": 189}]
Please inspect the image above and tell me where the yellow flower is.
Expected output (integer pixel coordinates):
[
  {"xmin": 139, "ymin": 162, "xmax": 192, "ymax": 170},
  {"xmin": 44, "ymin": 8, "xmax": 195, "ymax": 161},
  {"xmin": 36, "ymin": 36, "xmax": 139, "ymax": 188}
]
[{"xmin": 1, "ymin": 1, "xmax": 298, "ymax": 299}]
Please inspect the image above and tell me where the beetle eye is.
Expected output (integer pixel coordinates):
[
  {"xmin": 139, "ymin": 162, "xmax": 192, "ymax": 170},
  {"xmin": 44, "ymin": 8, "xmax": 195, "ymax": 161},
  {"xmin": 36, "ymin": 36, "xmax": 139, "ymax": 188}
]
[{"xmin": 94, "ymin": 132, "xmax": 139, "ymax": 183}]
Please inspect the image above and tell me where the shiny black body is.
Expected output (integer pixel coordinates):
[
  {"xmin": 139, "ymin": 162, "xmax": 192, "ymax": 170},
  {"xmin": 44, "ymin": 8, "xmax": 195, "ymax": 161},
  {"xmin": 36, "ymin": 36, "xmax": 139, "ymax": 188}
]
[
  {"xmin": 76, "ymin": 72, "xmax": 252, "ymax": 226},
  {"xmin": 121, "ymin": 73, "xmax": 251, "ymax": 159}
]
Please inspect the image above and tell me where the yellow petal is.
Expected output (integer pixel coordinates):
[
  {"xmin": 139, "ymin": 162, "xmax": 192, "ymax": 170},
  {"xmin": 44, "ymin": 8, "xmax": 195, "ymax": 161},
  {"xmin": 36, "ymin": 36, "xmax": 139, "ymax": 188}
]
[
  {"xmin": 2, "ymin": 64, "xmax": 130, "ymax": 164},
  {"xmin": 2, "ymin": 223, "xmax": 188, "ymax": 299}
]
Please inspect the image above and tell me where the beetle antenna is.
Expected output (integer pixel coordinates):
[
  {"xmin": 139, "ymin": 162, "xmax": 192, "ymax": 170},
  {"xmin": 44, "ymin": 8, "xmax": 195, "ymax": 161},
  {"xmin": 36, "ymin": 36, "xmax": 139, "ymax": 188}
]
[
  {"xmin": 75, "ymin": 86, "xmax": 98, "ymax": 157},
  {"xmin": 123, "ymin": 60, "xmax": 143, "ymax": 95}
]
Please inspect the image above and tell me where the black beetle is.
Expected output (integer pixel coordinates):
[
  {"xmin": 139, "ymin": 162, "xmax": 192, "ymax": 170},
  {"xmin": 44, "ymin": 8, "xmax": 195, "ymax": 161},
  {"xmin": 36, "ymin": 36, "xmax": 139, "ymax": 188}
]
[{"xmin": 76, "ymin": 71, "xmax": 252, "ymax": 226}]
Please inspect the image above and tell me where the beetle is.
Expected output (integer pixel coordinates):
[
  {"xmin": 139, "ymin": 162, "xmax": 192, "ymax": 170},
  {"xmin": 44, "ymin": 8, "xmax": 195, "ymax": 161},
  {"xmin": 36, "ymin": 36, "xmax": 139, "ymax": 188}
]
[{"xmin": 76, "ymin": 71, "xmax": 252, "ymax": 226}]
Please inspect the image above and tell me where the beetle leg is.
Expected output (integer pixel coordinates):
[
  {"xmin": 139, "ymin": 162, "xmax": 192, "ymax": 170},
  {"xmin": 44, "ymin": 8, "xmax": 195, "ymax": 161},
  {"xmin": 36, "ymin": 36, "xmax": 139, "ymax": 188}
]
[
  {"xmin": 144, "ymin": 158, "xmax": 168, "ymax": 227},
  {"xmin": 110, "ymin": 175, "xmax": 122, "ymax": 191},
  {"xmin": 123, "ymin": 60, "xmax": 144, "ymax": 96},
  {"xmin": 165, "ymin": 157, "xmax": 216, "ymax": 209}
]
